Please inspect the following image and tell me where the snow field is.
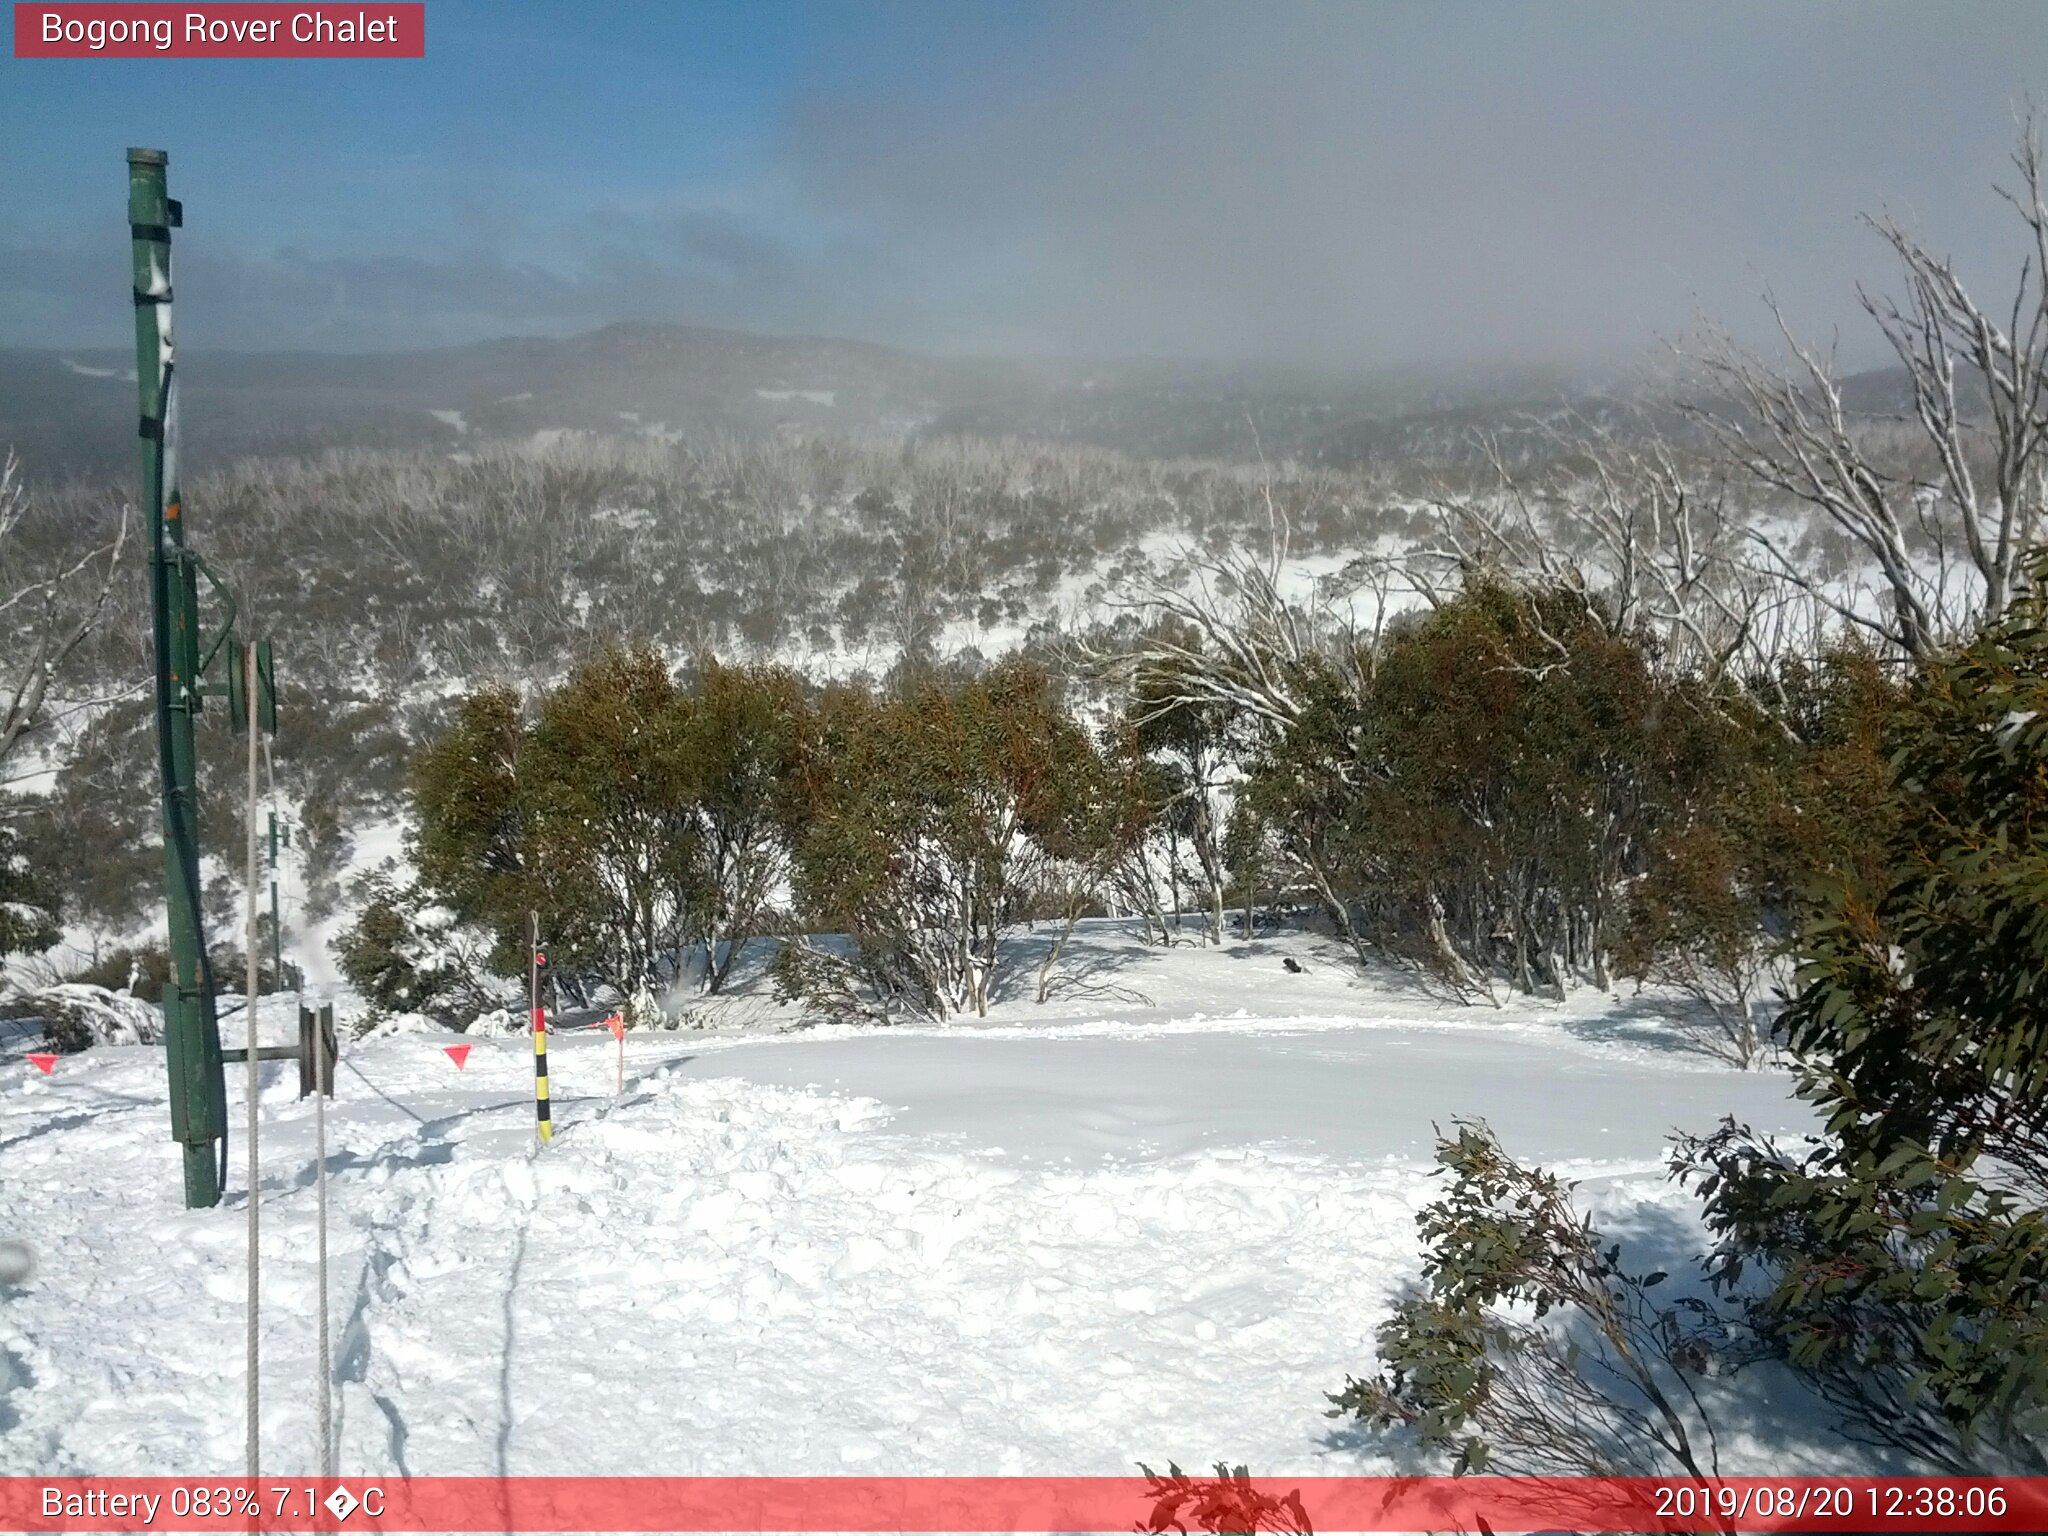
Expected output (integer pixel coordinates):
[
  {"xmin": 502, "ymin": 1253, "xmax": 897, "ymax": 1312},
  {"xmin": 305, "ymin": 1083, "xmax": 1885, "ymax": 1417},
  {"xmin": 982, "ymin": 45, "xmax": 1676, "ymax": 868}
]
[
  {"xmin": 337, "ymin": 1070, "xmax": 1437, "ymax": 1478},
  {"xmin": 0, "ymin": 957, "xmax": 1824, "ymax": 1480}
]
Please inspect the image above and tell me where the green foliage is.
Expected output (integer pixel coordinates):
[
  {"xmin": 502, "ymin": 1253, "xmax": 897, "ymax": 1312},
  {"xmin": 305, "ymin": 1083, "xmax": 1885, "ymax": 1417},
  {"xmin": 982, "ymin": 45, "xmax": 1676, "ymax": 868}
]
[
  {"xmin": 777, "ymin": 660, "xmax": 1106, "ymax": 1020},
  {"xmin": 1613, "ymin": 646, "xmax": 1901, "ymax": 1063},
  {"xmin": 335, "ymin": 880, "xmax": 492, "ymax": 1024},
  {"xmin": 336, "ymin": 888, "xmax": 418, "ymax": 1012},
  {"xmin": 13, "ymin": 701, "xmax": 158, "ymax": 945},
  {"xmin": 412, "ymin": 681, "xmax": 530, "ymax": 963},
  {"xmin": 401, "ymin": 645, "xmax": 1138, "ymax": 1020},
  {"xmin": 1024, "ymin": 715, "xmax": 1161, "ymax": 1000},
  {"xmin": 1676, "ymin": 575, "xmax": 2048, "ymax": 1472},
  {"xmin": 1126, "ymin": 626, "xmax": 1240, "ymax": 943},
  {"xmin": 0, "ymin": 805, "xmax": 60, "ymax": 970},
  {"xmin": 1247, "ymin": 582, "xmax": 1736, "ymax": 997},
  {"xmin": 1798, "ymin": 628, "xmax": 2048, "ymax": 1170},
  {"xmin": 1340, "ymin": 581, "xmax": 2048, "ymax": 1478},
  {"xmin": 1330, "ymin": 1120, "xmax": 1726, "ymax": 1478},
  {"xmin": 679, "ymin": 660, "xmax": 807, "ymax": 991},
  {"xmin": 519, "ymin": 644, "xmax": 701, "ymax": 991},
  {"xmin": 404, "ymin": 649, "xmax": 811, "ymax": 999}
]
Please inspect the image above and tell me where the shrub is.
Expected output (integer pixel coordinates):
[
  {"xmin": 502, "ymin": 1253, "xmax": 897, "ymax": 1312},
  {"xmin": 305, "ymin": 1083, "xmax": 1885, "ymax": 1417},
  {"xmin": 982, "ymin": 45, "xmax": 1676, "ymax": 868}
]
[
  {"xmin": 1330, "ymin": 1120, "xmax": 1731, "ymax": 1478},
  {"xmin": 1676, "ymin": 574, "xmax": 2048, "ymax": 1473},
  {"xmin": 1614, "ymin": 647, "xmax": 1900, "ymax": 1066},
  {"xmin": 336, "ymin": 880, "xmax": 500, "ymax": 1026},
  {"xmin": 1247, "ymin": 582, "xmax": 1735, "ymax": 1001},
  {"xmin": 1341, "ymin": 571, "xmax": 2048, "ymax": 1479},
  {"xmin": 0, "ymin": 809, "xmax": 60, "ymax": 975},
  {"xmin": 31, "ymin": 983, "xmax": 162, "ymax": 1052},
  {"xmin": 64, "ymin": 944, "xmax": 173, "ymax": 1002}
]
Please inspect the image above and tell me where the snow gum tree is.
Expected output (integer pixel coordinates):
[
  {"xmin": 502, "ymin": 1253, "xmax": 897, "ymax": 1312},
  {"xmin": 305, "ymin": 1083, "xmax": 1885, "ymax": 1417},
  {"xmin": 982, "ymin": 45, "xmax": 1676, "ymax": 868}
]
[
  {"xmin": 1614, "ymin": 646, "xmax": 1899, "ymax": 1065},
  {"xmin": 1245, "ymin": 582, "xmax": 1734, "ymax": 1000},
  {"xmin": 0, "ymin": 819, "xmax": 59, "ymax": 978},
  {"xmin": 408, "ymin": 682, "xmax": 531, "ymax": 974},
  {"xmin": 677, "ymin": 659, "xmax": 807, "ymax": 993},
  {"xmin": 775, "ymin": 660, "xmax": 1099, "ymax": 1021},
  {"xmin": 1126, "ymin": 624, "xmax": 1239, "ymax": 945},
  {"xmin": 0, "ymin": 449, "xmax": 127, "ymax": 982},
  {"xmin": 1025, "ymin": 718, "xmax": 1159, "ymax": 1003},
  {"xmin": 518, "ymin": 645, "xmax": 700, "ymax": 995},
  {"xmin": 1693, "ymin": 117, "xmax": 2048, "ymax": 661},
  {"xmin": 379, "ymin": 647, "xmax": 810, "ymax": 1006}
]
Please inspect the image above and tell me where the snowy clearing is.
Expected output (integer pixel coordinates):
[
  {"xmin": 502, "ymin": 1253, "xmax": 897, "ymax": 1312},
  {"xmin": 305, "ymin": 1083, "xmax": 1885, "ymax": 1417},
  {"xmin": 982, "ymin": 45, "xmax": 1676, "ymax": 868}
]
[{"xmin": 0, "ymin": 936, "xmax": 1835, "ymax": 1480}]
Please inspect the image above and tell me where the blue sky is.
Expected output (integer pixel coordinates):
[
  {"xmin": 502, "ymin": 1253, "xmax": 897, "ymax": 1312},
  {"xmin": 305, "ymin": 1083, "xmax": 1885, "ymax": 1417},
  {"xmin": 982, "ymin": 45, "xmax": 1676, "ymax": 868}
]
[
  {"xmin": 8, "ymin": 3, "xmax": 1058, "ymax": 245},
  {"xmin": 6, "ymin": 2, "xmax": 2048, "ymax": 367}
]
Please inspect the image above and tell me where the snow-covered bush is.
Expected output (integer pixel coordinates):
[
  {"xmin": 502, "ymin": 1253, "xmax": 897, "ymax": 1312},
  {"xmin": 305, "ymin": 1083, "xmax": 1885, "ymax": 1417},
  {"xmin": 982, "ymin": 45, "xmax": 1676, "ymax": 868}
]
[
  {"xmin": 60, "ymin": 943, "xmax": 172, "ymax": 1001},
  {"xmin": 462, "ymin": 1006, "xmax": 527, "ymax": 1038},
  {"xmin": 30, "ymin": 983, "xmax": 162, "ymax": 1052},
  {"xmin": 353, "ymin": 1010, "xmax": 444, "ymax": 1042},
  {"xmin": 337, "ymin": 878, "xmax": 502, "ymax": 1026}
]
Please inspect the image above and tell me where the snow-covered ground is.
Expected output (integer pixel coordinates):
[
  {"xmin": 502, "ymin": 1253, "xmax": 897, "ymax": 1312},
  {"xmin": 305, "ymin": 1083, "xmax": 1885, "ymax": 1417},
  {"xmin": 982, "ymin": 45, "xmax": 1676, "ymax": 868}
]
[{"xmin": 0, "ymin": 930, "xmax": 1829, "ymax": 1479}]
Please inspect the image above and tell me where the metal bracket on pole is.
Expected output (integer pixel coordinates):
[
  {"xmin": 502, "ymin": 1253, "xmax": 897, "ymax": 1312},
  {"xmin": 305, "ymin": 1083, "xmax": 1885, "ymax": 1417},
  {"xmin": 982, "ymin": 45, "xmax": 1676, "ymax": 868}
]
[
  {"xmin": 219, "ymin": 1002, "xmax": 331, "ymax": 1100},
  {"xmin": 296, "ymin": 1004, "xmax": 337, "ymax": 1100},
  {"xmin": 193, "ymin": 553, "xmax": 239, "ymax": 696}
]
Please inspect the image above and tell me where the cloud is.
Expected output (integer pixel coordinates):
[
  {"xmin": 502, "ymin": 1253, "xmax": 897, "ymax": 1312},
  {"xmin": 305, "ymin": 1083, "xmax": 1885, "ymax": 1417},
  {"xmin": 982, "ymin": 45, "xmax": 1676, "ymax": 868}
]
[
  {"xmin": 774, "ymin": 1, "xmax": 2048, "ymax": 369},
  {"xmin": 6, "ymin": 1, "xmax": 2048, "ymax": 369}
]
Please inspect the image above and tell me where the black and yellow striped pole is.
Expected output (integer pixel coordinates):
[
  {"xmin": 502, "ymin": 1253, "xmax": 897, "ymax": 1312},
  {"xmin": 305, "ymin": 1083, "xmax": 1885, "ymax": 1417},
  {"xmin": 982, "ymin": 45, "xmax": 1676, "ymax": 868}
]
[{"xmin": 527, "ymin": 910, "xmax": 552, "ymax": 1143}]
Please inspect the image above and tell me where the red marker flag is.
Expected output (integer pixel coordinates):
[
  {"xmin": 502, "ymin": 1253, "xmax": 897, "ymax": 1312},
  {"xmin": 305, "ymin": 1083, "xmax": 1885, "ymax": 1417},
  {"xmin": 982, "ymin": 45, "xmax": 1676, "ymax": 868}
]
[
  {"xmin": 443, "ymin": 1043, "xmax": 471, "ymax": 1070},
  {"xmin": 26, "ymin": 1053, "xmax": 56, "ymax": 1074},
  {"xmin": 599, "ymin": 1013, "xmax": 625, "ymax": 1096}
]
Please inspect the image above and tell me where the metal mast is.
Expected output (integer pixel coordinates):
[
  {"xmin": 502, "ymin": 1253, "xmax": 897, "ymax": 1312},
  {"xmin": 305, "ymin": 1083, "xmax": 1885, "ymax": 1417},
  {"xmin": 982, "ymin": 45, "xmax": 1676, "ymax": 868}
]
[{"xmin": 130, "ymin": 147, "xmax": 228, "ymax": 1209}]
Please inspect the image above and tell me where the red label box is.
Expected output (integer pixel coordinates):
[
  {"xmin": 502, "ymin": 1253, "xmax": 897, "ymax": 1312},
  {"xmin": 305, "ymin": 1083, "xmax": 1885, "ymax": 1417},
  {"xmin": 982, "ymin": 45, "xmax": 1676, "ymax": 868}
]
[
  {"xmin": 3, "ymin": 1477, "xmax": 2048, "ymax": 1534},
  {"xmin": 14, "ymin": 4, "xmax": 424, "ymax": 58}
]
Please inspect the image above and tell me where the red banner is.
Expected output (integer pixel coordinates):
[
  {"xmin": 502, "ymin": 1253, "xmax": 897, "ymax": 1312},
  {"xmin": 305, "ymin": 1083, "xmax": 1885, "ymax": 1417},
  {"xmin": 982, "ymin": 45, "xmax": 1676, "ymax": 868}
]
[
  {"xmin": 13, "ymin": 5, "xmax": 423, "ymax": 58},
  {"xmin": 3, "ymin": 1477, "xmax": 2046, "ymax": 1533}
]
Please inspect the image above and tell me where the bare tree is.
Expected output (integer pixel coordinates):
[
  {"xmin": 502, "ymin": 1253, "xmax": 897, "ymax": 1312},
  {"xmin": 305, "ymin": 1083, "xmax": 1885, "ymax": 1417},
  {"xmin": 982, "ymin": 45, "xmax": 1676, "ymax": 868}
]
[
  {"xmin": 1093, "ymin": 468, "xmax": 1367, "ymax": 736},
  {"xmin": 1418, "ymin": 425, "xmax": 1825, "ymax": 717},
  {"xmin": 1691, "ymin": 114, "xmax": 2048, "ymax": 660},
  {"xmin": 0, "ymin": 451, "xmax": 130, "ymax": 775}
]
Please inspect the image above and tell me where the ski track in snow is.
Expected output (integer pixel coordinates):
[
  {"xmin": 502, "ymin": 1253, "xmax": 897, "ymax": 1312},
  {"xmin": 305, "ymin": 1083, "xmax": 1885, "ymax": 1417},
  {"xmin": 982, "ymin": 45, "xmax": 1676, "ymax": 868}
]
[{"xmin": 0, "ymin": 990, "xmax": 1821, "ymax": 1478}]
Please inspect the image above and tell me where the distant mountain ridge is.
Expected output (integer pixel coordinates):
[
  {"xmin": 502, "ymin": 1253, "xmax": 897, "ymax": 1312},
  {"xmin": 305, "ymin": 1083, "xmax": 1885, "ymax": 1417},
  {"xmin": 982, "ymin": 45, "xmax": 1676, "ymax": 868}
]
[
  {"xmin": 0, "ymin": 320, "xmax": 1919, "ymax": 481},
  {"xmin": 0, "ymin": 322, "xmax": 948, "ymax": 479}
]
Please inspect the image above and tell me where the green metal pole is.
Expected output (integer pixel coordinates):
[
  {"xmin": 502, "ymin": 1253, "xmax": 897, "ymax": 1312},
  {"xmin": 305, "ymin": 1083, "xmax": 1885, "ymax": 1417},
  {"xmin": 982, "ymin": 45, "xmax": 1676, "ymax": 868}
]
[{"xmin": 130, "ymin": 148, "xmax": 225, "ymax": 1209}]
